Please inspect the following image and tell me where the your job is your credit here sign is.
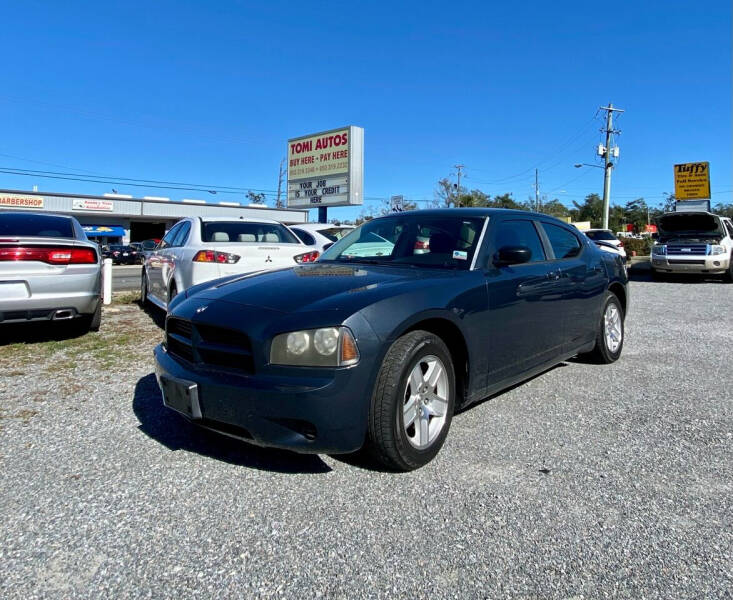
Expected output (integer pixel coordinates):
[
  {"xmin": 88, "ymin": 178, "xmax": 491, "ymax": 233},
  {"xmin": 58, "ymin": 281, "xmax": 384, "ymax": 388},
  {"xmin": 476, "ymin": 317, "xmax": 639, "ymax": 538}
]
[{"xmin": 287, "ymin": 126, "xmax": 364, "ymax": 209}]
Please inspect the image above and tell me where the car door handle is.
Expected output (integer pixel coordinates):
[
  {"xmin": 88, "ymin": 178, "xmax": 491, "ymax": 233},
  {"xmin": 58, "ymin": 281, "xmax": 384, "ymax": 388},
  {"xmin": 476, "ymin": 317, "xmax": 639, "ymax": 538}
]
[{"xmin": 546, "ymin": 270, "xmax": 562, "ymax": 281}]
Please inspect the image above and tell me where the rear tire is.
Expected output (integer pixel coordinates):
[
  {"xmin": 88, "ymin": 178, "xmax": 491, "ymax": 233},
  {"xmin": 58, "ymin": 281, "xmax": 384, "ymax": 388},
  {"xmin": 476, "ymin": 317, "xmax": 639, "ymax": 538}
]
[
  {"xmin": 580, "ymin": 292, "xmax": 624, "ymax": 364},
  {"xmin": 75, "ymin": 301, "xmax": 101, "ymax": 335},
  {"xmin": 366, "ymin": 331, "xmax": 455, "ymax": 471}
]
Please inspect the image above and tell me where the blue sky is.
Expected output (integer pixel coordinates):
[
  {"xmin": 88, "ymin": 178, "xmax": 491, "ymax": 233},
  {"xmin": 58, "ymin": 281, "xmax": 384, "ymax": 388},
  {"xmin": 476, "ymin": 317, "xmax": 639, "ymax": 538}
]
[{"xmin": 1, "ymin": 0, "xmax": 730, "ymax": 221}]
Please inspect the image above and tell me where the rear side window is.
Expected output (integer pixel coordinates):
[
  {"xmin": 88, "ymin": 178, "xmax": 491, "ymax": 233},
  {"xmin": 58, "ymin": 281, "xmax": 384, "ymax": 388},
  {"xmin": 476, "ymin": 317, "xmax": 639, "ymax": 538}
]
[
  {"xmin": 202, "ymin": 222, "xmax": 300, "ymax": 244},
  {"xmin": 543, "ymin": 223, "xmax": 582, "ymax": 259},
  {"xmin": 725, "ymin": 220, "xmax": 733, "ymax": 237},
  {"xmin": 494, "ymin": 220, "xmax": 546, "ymax": 263},
  {"xmin": 291, "ymin": 228, "xmax": 316, "ymax": 246},
  {"xmin": 585, "ymin": 230, "xmax": 616, "ymax": 241},
  {"xmin": 318, "ymin": 227, "xmax": 352, "ymax": 242},
  {"xmin": 0, "ymin": 213, "xmax": 74, "ymax": 238}
]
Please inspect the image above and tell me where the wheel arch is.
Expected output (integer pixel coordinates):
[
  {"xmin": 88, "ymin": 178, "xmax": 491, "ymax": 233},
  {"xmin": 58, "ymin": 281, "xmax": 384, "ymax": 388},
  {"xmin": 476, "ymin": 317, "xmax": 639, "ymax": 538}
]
[
  {"xmin": 608, "ymin": 282, "xmax": 627, "ymax": 316},
  {"xmin": 400, "ymin": 317, "xmax": 470, "ymax": 407}
]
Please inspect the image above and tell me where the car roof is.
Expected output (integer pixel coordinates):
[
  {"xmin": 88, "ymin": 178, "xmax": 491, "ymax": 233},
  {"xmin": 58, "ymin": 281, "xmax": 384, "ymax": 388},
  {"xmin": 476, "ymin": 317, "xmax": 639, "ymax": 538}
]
[
  {"xmin": 292, "ymin": 223, "xmax": 355, "ymax": 231},
  {"xmin": 368, "ymin": 207, "xmax": 569, "ymax": 222},
  {"xmin": 196, "ymin": 216, "xmax": 282, "ymax": 225}
]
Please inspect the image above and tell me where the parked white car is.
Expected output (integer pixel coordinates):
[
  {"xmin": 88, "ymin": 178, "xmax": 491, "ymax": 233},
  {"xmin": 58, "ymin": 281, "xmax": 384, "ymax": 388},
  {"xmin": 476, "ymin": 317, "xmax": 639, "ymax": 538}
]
[
  {"xmin": 584, "ymin": 229, "xmax": 628, "ymax": 262},
  {"xmin": 141, "ymin": 217, "xmax": 315, "ymax": 311},
  {"xmin": 289, "ymin": 222, "xmax": 354, "ymax": 254}
]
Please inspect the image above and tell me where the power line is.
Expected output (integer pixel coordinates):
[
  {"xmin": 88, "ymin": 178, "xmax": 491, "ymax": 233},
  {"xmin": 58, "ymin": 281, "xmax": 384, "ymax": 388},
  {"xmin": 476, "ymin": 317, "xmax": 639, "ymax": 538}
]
[{"xmin": 0, "ymin": 166, "xmax": 280, "ymax": 196}]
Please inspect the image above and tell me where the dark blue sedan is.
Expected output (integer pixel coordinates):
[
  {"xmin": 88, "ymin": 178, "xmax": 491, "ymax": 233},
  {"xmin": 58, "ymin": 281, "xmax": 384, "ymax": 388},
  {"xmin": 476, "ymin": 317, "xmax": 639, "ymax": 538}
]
[{"xmin": 154, "ymin": 209, "xmax": 628, "ymax": 470}]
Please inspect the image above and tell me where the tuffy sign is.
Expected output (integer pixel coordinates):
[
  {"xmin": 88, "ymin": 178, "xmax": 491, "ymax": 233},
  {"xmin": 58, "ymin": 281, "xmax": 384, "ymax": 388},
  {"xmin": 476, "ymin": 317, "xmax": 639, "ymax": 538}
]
[
  {"xmin": 287, "ymin": 126, "xmax": 363, "ymax": 208},
  {"xmin": 674, "ymin": 162, "xmax": 710, "ymax": 200}
]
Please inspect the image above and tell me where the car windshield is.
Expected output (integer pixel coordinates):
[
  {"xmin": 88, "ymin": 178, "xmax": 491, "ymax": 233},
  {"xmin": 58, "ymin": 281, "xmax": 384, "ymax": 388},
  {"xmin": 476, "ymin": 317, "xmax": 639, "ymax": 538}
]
[
  {"xmin": 0, "ymin": 213, "xmax": 74, "ymax": 238},
  {"xmin": 318, "ymin": 227, "xmax": 352, "ymax": 242},
  {"xmin": 585, "ymin": 230, "xmax": 616, "ymax": 241},
  {"xmin": 202, "ymin": 221, "xmax": 300, "ymax": 244},
  {"xmin": 319, "ymin": 214, "xmax": 485, "ymax": 269}
]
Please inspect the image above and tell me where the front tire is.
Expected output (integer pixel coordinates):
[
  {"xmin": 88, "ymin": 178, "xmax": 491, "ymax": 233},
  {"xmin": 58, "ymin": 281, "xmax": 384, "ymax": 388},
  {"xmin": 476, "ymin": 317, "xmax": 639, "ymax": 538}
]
[
  {"xmin": 580, "ymin": 292, "xmax": 624, "ymax": 364},
  {"xmin": 140, "ymin": 271, "xmax": 150, "ymax": 307},
  {"xmin": 366, "ymin": 331, "xmax": 455, "ymax": 471}
]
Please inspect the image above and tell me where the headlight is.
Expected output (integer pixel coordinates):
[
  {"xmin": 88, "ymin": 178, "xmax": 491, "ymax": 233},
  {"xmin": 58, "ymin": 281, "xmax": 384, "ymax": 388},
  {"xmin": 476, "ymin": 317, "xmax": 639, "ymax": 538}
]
[
  {"xmin": 270, "ymin": 327, "xmax": 360, "ymax": 367},
  {"xmin": 711, "ymin": 245, "xmax": 725, "ymax": 255},
  {"xmin": 651, "ymin": 244, "xmax": 667, "ymax": 255}
]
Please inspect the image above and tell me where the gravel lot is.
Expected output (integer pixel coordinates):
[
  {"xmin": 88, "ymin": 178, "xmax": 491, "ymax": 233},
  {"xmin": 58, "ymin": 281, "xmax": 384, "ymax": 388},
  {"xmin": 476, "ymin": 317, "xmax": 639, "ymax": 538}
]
[{"xmin": 1, "ymin": 279, "xmax": 731, "ymax": 599}]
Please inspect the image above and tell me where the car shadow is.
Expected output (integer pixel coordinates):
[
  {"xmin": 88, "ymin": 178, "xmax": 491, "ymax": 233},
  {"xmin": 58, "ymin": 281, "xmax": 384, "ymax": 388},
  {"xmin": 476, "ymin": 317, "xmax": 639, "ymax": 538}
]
[
  {"xmin": 138, "ymin": 300, "xmax": 166, "ymax": 329},
  {"xmin": 132, "ymin": 373, "xmax": 332, "ymax": 474},
  {"xmin": 0, "ymin": 320, "xmax": 88, "ymax": 346},
  {"xmin": 628, "ymin": 260, "xmax": 727, "ymax": 284},
  {"xmin": 454, "ymin": 362, "xmax": 569, "ymax": 416}
]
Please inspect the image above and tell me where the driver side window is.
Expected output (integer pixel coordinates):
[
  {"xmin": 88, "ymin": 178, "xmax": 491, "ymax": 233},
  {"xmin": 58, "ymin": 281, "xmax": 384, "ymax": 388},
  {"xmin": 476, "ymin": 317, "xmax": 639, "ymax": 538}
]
[
  {"xmin": 159, "ymin": 223, "xmax": 181, "ymax": 249},
  {"xmin": 494, "ymin": 220, "xmax": 546, "ymax": 263}
]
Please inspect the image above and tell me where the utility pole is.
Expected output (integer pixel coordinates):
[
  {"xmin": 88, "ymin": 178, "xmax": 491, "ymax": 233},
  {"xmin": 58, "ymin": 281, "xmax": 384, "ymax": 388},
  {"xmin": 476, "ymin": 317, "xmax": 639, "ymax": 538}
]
[
  {"xmin": 535, "ymin": 168, "xmax": 540, "ymax": 212},
  {"xmin": 454, "ymin": 164, "xmax": 464, "ymax": 207},
  {"xmin": 276, "ymin": 158, "xmax": 286, "ymax": 209},
  {"xmin": 600, "ymin": 103, "xmax": 624, "ymax": 230}
]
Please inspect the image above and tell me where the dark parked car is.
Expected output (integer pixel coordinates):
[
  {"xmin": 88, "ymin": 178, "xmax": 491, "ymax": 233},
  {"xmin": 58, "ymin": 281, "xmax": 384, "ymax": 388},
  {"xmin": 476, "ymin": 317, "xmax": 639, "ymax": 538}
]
[
  {"xmin": 103, "ymin": 244, "xmax": 140, "ymax": 265},
  {"xmin": 154, "ymin": 209, "xmax": 628, "ymax": 470}
]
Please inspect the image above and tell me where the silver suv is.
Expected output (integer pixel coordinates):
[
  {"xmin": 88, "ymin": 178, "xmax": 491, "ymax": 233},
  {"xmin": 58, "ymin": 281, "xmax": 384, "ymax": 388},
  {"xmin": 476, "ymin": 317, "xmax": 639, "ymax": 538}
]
[
  {"xmin": 141, "ymin": 217, "xmax": 314, "ymax": 311},
  {"xmin": 651, "ymin": 211, "xmax": 733, "ymax": 281}
]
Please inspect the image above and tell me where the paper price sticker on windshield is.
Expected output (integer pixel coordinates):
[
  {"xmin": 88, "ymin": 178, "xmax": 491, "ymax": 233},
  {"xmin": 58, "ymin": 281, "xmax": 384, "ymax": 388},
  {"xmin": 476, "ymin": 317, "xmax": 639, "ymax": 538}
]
[{"xmin": 452, "ymin": 250, "xmax": 468, "ymax": 261}]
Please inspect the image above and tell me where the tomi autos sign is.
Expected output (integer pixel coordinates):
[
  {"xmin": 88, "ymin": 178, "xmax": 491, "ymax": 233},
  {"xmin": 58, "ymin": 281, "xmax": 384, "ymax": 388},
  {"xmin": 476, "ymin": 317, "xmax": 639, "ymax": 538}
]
[
  {"xmin": 674, "ymin": 162, "xmax": 710, "ymax": 200},
  {"xmin": 287, "ymin": 126, "xmax": 364, "ymax": 208}
]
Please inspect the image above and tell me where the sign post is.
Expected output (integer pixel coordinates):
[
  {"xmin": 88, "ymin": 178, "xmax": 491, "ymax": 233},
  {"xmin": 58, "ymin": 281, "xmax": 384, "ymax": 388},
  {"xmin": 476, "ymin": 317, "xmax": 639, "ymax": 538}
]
[{"xmin": 287, "ymin": 126, "xmax": 364, "ymax": 223}]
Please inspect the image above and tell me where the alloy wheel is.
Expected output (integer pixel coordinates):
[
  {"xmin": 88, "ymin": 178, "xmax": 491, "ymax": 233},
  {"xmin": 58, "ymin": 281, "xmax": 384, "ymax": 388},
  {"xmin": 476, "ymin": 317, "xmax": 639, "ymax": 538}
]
[
  {"xmin": 604, "ymin": 303, "xmax": 623, "ymax": 353},
  {"xmin": 402, "ymin": 355, "xmax": 450, "ymax": 449}
]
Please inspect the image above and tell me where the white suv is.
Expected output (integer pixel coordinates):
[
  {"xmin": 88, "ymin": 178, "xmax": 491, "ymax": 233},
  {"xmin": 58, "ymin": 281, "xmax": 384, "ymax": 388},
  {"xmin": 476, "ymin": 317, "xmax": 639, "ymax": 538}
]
[
  {"xmin": 141, "ymin": 217, "xmax": 315, "ymax": 310},
  {"xmin": 651, "ymin": 211, "xmax": 733, "ymax": 281}
]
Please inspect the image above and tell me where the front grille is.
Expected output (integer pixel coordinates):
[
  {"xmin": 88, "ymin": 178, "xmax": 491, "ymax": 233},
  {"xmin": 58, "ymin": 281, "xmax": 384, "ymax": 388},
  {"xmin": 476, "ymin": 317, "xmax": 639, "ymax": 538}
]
[
  {"xmin": 668, "ymin": 259, "xmax": 706, "ymax": 265},
  {"xmin": 165, "ymin": 317, "xmax": 254, "ymax": 374},
  {"xmin": 667, "ymin": 244, "xmax": 708, "ymax": 256}
]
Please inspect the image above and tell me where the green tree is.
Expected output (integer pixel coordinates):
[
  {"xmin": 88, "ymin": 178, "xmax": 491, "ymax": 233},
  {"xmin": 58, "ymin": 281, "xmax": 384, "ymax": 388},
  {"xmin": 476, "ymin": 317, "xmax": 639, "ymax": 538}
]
[
  {"xmin": 435, "ymin": 177, "xmax": 458, "ymax": 207},
  {"xmin": 487, "ymin": 193, "xmax": 527, "ymax": 210},
  {"xmin": 623, "ymin": 198, "xmax": 650, "ymax": 232},
  {"xmin": 713, "ymin": 202, "xmax": 733, "ymax": 218},
  {"xmin": 572, "ymin": 194, "xmax": 603, "ymax": 227},
  {"xmin": 246, "ymin": 190, "xmax": 266, "ymax": 204},
  {"xmin": 455, "ymin": 189, "xmax": 490, "ymax": 207},
  {"xmin": 539, "ymin": 198, "xmax": 570, "ymax": 219}
]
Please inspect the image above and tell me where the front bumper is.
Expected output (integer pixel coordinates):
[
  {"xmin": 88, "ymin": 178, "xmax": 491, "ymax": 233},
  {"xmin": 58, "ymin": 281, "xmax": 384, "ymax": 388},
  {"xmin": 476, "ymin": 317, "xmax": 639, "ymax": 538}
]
[
  {"xmin": 153, "ymin": 343, "xmax": 372, "ymax": 454},
  {"xmin": 651, "ymin": 255, "xmax": 730, "ymax": 274}
]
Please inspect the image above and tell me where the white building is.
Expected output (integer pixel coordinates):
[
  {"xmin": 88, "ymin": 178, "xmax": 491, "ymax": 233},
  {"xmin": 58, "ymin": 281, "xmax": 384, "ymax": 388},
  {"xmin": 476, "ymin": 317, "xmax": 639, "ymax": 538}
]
[{"xmin": 0, "ymin": 189, "xmax": 309, "ymax": 244}]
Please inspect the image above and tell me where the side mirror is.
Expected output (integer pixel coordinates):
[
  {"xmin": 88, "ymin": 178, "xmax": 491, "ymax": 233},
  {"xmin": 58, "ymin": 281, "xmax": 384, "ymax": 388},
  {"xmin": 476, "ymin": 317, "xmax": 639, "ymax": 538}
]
[{"xmin": 494, "ymin": 245, "xmax": 532, "ymax": 266}]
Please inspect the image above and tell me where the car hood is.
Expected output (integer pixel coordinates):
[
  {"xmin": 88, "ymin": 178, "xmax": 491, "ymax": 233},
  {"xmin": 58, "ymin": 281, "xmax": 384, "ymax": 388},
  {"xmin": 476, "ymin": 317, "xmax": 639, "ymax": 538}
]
[
  {"xmin": 656, "ymin": 212, "xmax": 722, "ymax": 237},
  {"xmin": 186, "ymin": 262, "xmax": 460, "ymax": 314}
]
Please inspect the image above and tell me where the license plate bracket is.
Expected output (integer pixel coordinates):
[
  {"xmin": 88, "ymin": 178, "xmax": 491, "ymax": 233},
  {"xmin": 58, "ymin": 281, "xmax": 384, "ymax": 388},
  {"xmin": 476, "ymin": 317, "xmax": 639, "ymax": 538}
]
[{"xmin": 159, "ymin": 375, "xmax": 201, "ymax": 419}]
